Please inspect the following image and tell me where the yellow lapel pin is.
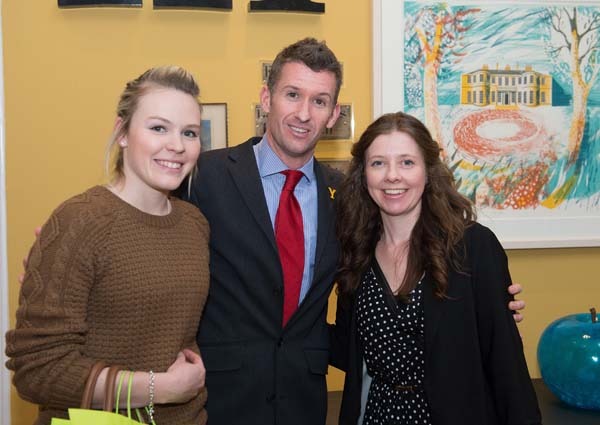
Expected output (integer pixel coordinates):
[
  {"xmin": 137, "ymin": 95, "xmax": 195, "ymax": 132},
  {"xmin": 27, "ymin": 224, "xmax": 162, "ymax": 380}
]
[{"xmin": 328, "ymin": 187, "xmax": 336, "ymax": 200}]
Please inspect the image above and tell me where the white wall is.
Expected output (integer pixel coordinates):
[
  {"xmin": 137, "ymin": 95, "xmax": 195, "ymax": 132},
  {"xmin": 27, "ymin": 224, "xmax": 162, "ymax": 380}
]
[{"xmin": 0, "ymin": 0, "xmax": 11, "ymax": 423}]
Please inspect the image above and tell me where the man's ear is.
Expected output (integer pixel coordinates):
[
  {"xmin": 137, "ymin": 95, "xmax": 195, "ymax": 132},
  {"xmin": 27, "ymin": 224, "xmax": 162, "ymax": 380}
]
[
  {"xmin": 326, "ymin": 103, "xmax": 342, "ymax": 129},
  {"xmin": 259, "ymin": 85, "xmax": 271, "ymax": 114}
]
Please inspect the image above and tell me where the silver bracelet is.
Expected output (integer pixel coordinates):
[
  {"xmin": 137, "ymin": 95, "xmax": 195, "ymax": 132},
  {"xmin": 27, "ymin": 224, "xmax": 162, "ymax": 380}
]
[{"xmin": 148, "ymin": 370, "xmax": 155, "ymax": 422}]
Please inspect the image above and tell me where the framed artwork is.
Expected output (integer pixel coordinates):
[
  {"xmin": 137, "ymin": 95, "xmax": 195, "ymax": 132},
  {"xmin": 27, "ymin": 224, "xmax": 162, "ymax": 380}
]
[
  {"xmin": 201, "ymin": 103, "xmax": 228, "ymax": 151},
  {"xmin": 374, "ymin": 0, "xmax": 600, "ymax": 248},
  {"xmin": 153, "ymin": 0, "xmax": 232, "ymax": 8},
  {"xmin": 58, "ymin": 0, "xmax": 141, "ymax": 6},
  {"xmin": 320, "ymin": 104, "xmax": 354, "ymax": 140},
  {"xmin": 254, "ymin": 103, "xmax": 268, "ymax": 137},
  {"xmin": 261, "ymin": 61, "xmax": 273, "ymax": 84}
]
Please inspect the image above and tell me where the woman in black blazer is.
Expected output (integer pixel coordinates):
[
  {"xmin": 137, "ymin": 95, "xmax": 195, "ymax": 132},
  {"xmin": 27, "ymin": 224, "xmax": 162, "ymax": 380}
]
[{"xmin": 330, "ymin": 112, "xmax": 541, "ymax": 425}]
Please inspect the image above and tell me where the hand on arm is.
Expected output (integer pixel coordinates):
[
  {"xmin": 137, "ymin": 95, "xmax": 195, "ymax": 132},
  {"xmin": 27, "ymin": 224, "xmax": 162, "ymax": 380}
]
[
  {"xmin": 155, "ymin": 349, "xmax": 206, "ymax": 404},
  {"xmin": 92, "ymin": 349, "xmax": 206, "ymax": 409}
]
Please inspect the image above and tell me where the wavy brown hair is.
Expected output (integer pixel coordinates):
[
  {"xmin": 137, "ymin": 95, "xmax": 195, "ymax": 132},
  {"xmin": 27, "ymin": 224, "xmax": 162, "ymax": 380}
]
[{"xmin": 336, "ymin": 112, "xmax": 475, "ymax": 300}]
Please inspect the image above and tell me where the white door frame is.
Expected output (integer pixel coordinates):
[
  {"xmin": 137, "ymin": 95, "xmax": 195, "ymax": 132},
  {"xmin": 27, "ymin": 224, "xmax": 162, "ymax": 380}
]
[{"xmin": 0, "ymin": 0, "xmax": 11, "ymax": 423}]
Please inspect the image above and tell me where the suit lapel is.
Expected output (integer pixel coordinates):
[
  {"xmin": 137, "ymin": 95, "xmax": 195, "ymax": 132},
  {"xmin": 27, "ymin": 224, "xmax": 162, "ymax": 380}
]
[
  {"xmin": 226, "ymin": 138, "xmax": 278, "ymax": 253},
  {"xmin": 313, "ymin": 161, "xmax": 336, "ymax": 272}
]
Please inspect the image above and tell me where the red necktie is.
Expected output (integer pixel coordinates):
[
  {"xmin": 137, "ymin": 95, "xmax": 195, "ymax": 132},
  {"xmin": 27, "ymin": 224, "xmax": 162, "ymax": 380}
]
[{"xmin": 275, "ymin": 170, "xmax": 305, "ymax": 327}]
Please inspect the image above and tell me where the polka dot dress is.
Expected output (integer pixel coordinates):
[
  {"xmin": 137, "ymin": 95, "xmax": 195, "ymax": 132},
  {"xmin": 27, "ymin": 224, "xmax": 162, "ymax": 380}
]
[{"xmin": 356, "ymin": 261, "xmax": 431, "ymax": 425}]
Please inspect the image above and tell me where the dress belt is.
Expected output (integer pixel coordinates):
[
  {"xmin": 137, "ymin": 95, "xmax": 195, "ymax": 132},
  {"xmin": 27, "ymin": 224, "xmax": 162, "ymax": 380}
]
[{"xmin": 393, "ymin": 384, "xmax": 421, "ymax": 392}]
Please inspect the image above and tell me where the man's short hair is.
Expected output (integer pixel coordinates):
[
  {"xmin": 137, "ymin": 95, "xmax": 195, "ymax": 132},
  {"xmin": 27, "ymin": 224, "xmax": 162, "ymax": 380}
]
[{"xmin": 267, "ymin": 37, "xmax": 343, "ymax": 103}]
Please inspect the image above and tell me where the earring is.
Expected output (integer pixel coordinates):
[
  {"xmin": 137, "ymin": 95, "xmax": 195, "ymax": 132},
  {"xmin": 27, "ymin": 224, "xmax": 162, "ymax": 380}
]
[{"xmin": 119, "ymin": 140, "xmax": 127, "ymax": 147}]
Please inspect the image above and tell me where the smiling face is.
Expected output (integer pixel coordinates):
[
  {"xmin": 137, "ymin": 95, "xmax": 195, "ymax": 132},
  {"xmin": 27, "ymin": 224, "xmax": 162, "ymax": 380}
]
[
  {"xmin": 365, "ymin": 131, "xmax": 427, "ymax": 224},
  {"xmin": 118, "ymin": 87, "xmax": 201, "ymax": 197},
  {"xmin": 260, "ymin": 61, "xmax": 340, "ymax": 169}
]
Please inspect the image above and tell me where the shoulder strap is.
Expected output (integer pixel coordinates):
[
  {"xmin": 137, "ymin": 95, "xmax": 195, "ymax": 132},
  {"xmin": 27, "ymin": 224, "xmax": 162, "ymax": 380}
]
[
  {"xmin": 79, "ymin": 362, "xmax": 124, "ymax": 411},
  {"xmin": 80, "ymin": 361, "xmax": 106, "ymax": 409},
  {"xmin": 103, "ymin": 365, "xmax": 123, "ymax": 412}
]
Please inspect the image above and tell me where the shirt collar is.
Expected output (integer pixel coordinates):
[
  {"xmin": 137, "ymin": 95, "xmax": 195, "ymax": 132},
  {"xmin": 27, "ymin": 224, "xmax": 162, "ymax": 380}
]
[{"xmin": 254, "ymin": 136, "xmax": 315, "ymax": 183}]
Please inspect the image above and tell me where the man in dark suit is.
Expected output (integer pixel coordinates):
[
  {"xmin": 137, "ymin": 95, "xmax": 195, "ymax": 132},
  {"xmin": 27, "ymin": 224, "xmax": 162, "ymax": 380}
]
[
  {"xmin": 182, "ymin": 38, "xmax": 526, "ymax": 425},
  {"xmin": 185, "ymin": 38, "xmax": 343, "ymax": 425}
]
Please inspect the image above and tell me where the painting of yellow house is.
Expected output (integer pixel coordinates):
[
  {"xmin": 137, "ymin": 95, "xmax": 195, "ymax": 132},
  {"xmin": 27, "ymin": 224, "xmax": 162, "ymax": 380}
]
[{"xmin": 461, "ymin": 64, "xmax": 552, "ymax": 108}]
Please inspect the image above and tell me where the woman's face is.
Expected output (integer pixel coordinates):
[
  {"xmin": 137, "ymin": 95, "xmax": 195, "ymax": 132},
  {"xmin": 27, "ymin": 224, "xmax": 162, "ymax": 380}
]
[
  {"xmin": 364, "ymin": 130, "xmax": 427, "ymax": 222},
  {"xmin": 119, "ymin": 87, "xmax": 201, "ymax": 196}
]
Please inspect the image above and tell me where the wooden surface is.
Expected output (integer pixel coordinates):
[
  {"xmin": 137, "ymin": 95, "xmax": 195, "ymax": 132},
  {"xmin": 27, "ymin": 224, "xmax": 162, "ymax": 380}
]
[{"xmin": 326, "ymin": 379, "xmax": 600, "ymax": 425}]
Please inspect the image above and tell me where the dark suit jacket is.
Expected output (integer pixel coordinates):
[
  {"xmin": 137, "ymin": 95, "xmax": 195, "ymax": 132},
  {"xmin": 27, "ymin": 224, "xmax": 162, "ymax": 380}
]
[
  {"xmin": 186, "ymin": 138, "xmax": 343, "ymax": 425},
  {"xmin": 330, "ymin": 223, "xmax": 542, "ymax": 425}
]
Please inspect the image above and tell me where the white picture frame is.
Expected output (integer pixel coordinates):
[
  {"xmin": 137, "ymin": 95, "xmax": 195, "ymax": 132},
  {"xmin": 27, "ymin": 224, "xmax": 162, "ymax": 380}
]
[
  {"xmin": 201, "ymin": 103, "xmax": 228, "ymax": 152},
  {"xmin": 373, "ymin": 0, "xmax": 600, "ymax": 249}
]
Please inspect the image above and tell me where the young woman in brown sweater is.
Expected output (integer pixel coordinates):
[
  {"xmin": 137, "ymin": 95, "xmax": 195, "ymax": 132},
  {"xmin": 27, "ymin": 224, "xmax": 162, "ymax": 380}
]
[{"xmin": 6, "ymin": 66, "xmax": 210, "ymax": 424}]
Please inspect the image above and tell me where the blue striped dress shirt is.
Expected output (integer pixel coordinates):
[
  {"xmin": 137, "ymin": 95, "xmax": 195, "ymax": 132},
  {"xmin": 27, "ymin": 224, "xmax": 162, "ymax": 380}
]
[{"xmin": 253, "ymin": 137, "xmax": 318, "ymax": 305}]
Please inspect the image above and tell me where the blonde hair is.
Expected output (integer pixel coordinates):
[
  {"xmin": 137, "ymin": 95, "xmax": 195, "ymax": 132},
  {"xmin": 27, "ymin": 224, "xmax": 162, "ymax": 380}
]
[{"xmin": 105, "ymin": 66, "xmax": 202, "ymax": 183}]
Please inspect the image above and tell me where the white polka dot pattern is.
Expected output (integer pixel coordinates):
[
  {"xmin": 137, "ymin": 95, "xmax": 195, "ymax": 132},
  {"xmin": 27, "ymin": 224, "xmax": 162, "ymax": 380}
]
[{"xmin": 356, "ymin": 267, "xmax": 431, "ymax": 425}]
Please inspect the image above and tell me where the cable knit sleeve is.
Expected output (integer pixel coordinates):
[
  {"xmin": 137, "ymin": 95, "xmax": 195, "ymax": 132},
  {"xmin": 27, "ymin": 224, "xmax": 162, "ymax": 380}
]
[{"xmin": 5, "ymin": 191, "xmax": 111, "ymax": 410}]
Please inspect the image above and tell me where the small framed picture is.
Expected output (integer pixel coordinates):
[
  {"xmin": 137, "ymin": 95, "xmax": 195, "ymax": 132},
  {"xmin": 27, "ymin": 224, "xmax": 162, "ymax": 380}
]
[
  {"xmin": 201, "ymin": 103, "xmax": 228, "ymax": 151},
  {"xmin": 320, "ymin": 104, "xmax": 353, "ymax": 140},
  {"xmin": 261, "ymin": 61, "xmax": 273, "ymax": 84},
  {"xmin": 254, "ymin": 103, "xmax": 268, "ymax": 137},
  {"xmin": 58, "ymin": 0, "xmax": 141, "ymax": 6}
]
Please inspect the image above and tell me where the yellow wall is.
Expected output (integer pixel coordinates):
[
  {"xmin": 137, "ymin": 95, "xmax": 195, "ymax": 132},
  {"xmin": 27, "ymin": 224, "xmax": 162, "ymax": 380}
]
[
  {"xmin": 3, "ymin": 1, "xmax": 369, "ymax": 422},
  {"xmin": 3, "ymin": 1, "xmax": 600, "ymax": 423}
]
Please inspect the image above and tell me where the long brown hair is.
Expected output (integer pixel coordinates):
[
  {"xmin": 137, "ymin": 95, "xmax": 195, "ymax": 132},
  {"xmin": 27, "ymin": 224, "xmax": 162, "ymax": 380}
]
[{"xmin": 336, "ymin": 112, "xmax": 475, "ymax": 300}]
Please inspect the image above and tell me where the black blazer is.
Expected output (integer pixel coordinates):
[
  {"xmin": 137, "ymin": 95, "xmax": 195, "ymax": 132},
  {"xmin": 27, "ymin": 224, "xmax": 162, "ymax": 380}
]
[
  {"xmin": 187, "ymin": 138, "xmax": 343, "ymax": 425},
  {"xmin": 330, "ymin": 223, "xmax": 541, "ymax": 425}
]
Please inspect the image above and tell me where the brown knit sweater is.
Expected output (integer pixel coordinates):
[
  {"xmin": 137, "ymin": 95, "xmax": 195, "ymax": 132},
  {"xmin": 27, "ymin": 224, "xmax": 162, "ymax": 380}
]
[{"xmin": 6, "ymin": 186, "xmax": 209, "ymax": 425}]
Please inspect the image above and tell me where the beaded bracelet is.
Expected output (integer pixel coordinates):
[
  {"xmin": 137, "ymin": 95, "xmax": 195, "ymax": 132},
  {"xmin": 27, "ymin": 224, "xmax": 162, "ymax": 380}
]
[{"xmin": 147, "ymin": 370, "xmax": 155, "ymax": 423}]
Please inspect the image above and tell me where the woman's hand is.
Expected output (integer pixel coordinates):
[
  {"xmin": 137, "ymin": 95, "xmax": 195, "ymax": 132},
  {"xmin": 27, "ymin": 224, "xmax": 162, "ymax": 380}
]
[{"xmin": 155, "ymin": 349, "xmax": 206, "ymax": 404}]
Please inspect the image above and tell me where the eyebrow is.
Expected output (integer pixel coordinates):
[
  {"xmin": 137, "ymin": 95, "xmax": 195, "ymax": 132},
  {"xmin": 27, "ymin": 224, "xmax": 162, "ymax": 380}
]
[
  {"xmin": 368, "ymin": 153, "xmax": 416, "ymax": 157},
  {"xmin": 282, "ymin": 84, "xmax": 333, "ymax": 100},
  {"xmin": 367, "ymin": 153, "xmax": 418, "ymax": 161},
  {"xmin": 149, "ymin": 116, "xmax": 201, "ymax": 129},
  {"xmin": 148, "ymin": 116, "xmax": 172, "ymax": 124}
]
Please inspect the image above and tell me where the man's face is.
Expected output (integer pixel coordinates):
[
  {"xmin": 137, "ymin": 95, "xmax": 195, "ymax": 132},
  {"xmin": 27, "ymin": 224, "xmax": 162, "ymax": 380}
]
[{"xmin": 260, "ymin": 61, "xmax": 340, "ymax": 169}]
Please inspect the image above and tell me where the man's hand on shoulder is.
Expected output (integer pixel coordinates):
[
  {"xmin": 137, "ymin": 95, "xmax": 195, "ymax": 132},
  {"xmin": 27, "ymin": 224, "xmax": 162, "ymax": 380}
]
[{"xmin": 508, "ymin": 283, "xmax": 525, "ymax": 323}]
